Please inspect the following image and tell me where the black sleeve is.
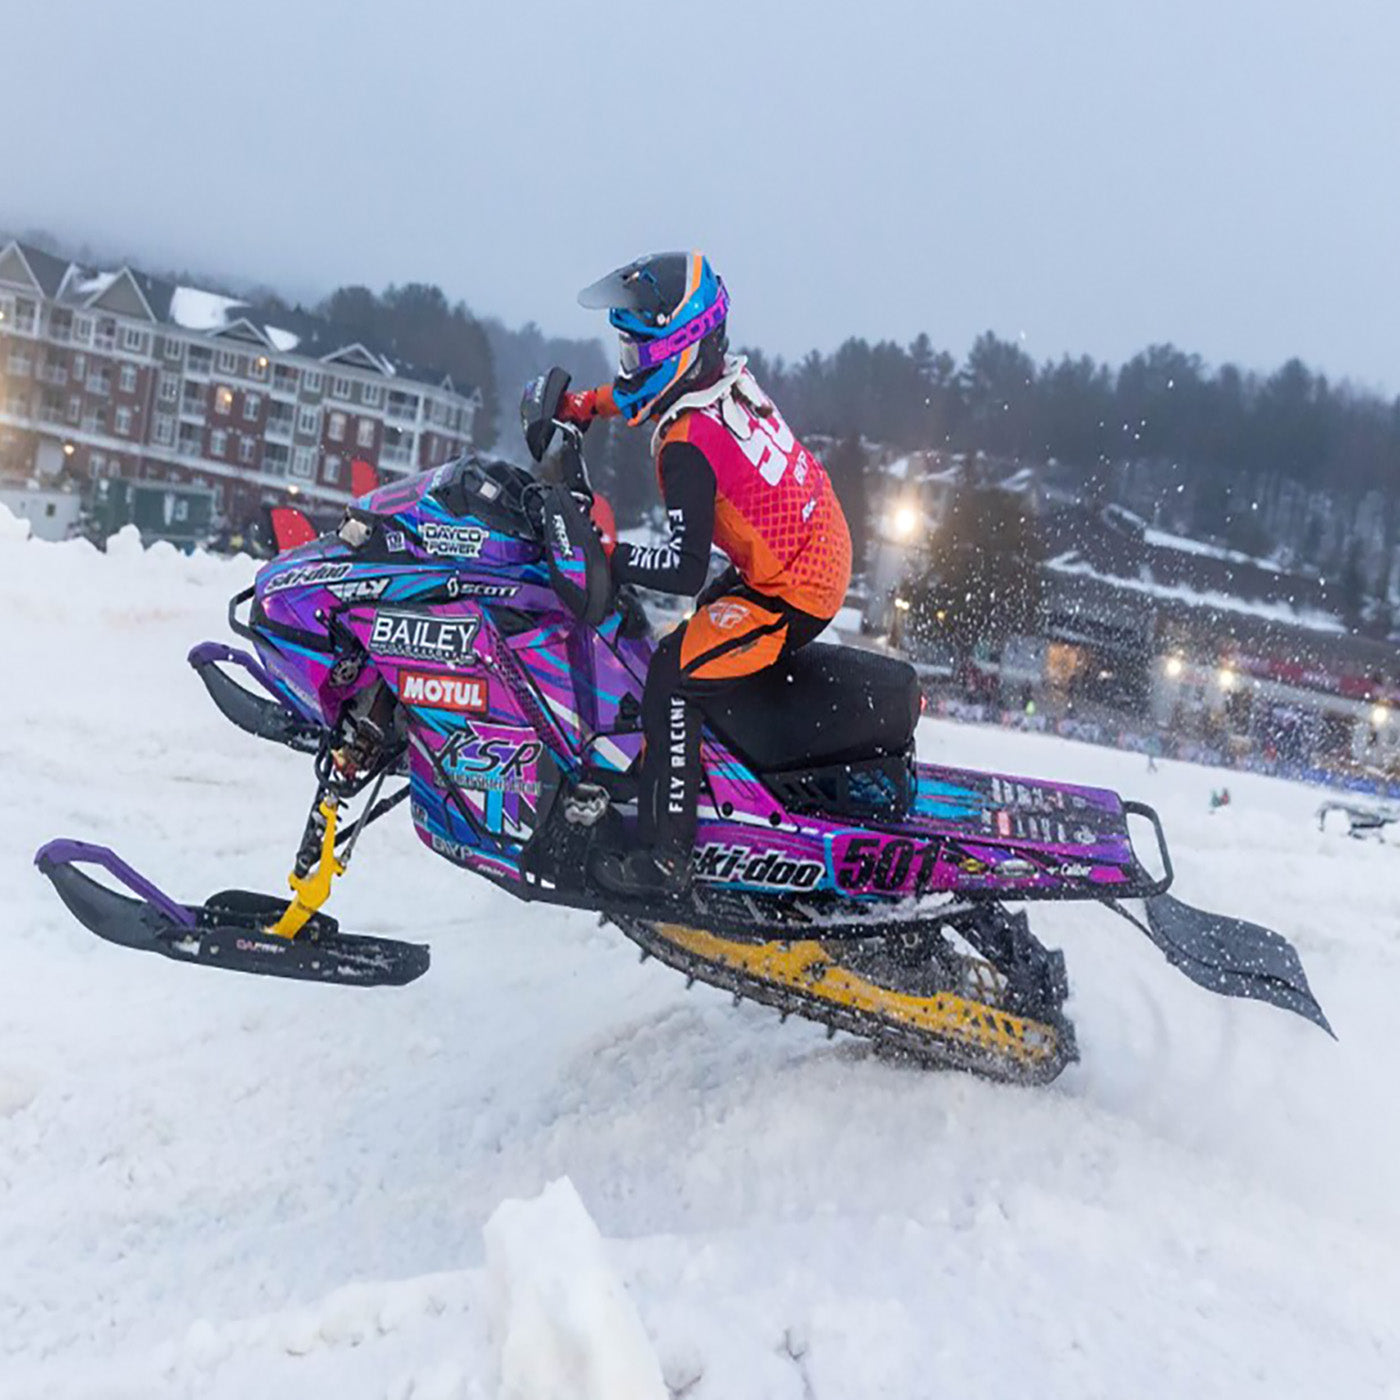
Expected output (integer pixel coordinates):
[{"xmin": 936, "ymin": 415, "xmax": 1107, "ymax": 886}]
[{"xmin": 610, "ymin": 441, "xmax": 715, "ymax": 596}]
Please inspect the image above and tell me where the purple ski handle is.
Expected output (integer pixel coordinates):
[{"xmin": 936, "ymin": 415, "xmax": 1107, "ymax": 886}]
[
  {"xmin": 34, "ymin": 839, "xmax": 198, "ymax": 929},
  {"xmin": 188, "ymin": 640, "xmax": 279, "ymax": 694}
]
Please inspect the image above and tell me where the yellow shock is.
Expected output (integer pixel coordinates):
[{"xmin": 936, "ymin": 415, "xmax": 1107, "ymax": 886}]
[{"xmin": 269, "ymin": 799, "xmax": 344, "ymax": 940}]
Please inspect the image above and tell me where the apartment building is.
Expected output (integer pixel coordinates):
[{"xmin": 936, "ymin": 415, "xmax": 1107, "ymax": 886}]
[{"xmin": 0, "ymin": 240, "xmax": 481, "ymax": 523}]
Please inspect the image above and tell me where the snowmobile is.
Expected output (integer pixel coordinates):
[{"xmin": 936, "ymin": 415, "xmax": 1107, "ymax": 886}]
[
  {"xmin": 35, "ymin": 403, "xmax": 1332, "ymax": 1085},
  {"xmin": 1317, "ymin": 797, "xmax": 1399, "ymax": 840}
]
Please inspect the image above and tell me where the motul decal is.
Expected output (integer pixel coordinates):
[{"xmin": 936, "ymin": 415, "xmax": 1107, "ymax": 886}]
[{"xmin": 399, "ymin": 671, "xmax": 487, "ymax": 712}]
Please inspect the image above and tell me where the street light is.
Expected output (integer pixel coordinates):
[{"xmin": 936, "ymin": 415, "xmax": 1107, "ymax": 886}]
[
  {"xmin": 891, "ymin": 502, "xmax": 919, "ymax": 540},
  {"xmin": 1164, "ymin": 654, "xmax": 1184, "ymax": 679},
  {"xmin": 1372, "ymin": 703, "xmax": 1390, "ymax": 727},
  {"xmin": 1218, "ymin": 665, "xmax": 1238, "ymax": 692}
]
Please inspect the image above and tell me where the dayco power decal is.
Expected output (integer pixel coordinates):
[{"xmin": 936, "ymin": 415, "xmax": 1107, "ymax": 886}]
[
  {"xmin": 694, "ymin": 843, "xmax": 824, "ymax": 890},
  {"xmin": 263, "ymin": 561, "xmax": 352, "ymax": 593},
  {"xmin": 369, "ymin": 610, "xmax": 478, "ymax": 663},
  {"xmin": 419, "ymin": 522, "xmax": 487, "ymax": 558},
  {"xmin": 399, "ymin": 671, "xmax": 487, "ymax": 712}
]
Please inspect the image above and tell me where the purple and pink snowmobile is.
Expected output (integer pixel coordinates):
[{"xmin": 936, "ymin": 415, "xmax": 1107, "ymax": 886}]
[{"xmin": 36, "ymin": 422, "xmax": 1330, "ymax": 1084}]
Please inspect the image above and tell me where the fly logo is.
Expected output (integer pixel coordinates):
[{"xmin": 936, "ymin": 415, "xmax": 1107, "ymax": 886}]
[
  {"xmin": 399, "ymin": 671, "xmax": 487, "ymax": 712},
  {"xmin": 706, "ymin": 601, "xmax": 750, "ymax": 631},
  {"xmin": 369, "ymin": 610, "xmax": 479, "ymax": 663}
]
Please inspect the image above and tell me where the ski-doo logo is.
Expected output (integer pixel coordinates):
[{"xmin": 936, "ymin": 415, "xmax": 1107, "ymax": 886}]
[
  {"xmin": 326, "ymin": 576, "xmax": 391, "ymax": 602},
  {"xmin": 370, "ymin": 609, "xmax": 478, "ymax": 663},
  {"xmin": 399, "ymin": 671, "xmax": 487, "ymax": 713},
  {"xmin": 694, "ymin": 843, "xmax": 824, "ymax": 890},
  {"xmin": 419, "ymin": 522, "xmax": 487, "ymax": 558},
  {"xmin": 264, "ymin": 561, "xmax": 352, "ymax": 594}
]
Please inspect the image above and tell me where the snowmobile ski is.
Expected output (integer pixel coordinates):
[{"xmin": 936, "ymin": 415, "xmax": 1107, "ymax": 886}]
[
  {"xmin": 35, "ymin": 840, "xmax": 429, "ymax": 987},
  {"xmin": 612, "ymin": 910, "xmax": 1077, "ymax": 1085}
]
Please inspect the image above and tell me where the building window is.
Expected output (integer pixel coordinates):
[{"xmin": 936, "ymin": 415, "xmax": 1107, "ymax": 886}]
[
  {"xmin": 273, "ymin": 365, "xmax": 298, "ymax": 394},
  {"xmin": 90, "ymin": 452, "xmax": 108, "ymax": 477},
  {"xmin": 327, "ymin": 410, "xmax": 346, "ymax": 441},
  {"xmin": 330, "ymin": 375, "xmax": 352, "ymax": 401},
  {"xmin": 163, "ymin": 337, "xmax": 183, "ymax": 361},
  {"xmin": 211, "ymin": 429, "xmax": 228, "ymax": 456},
  {"xmin": 187, "ymin": 345, "xmax": 212, "ymax": 374},
  {"xmin": 387, "ymin": 390, "xmax": 420, "ymax": 420},
  {"xmin": 324, "ymin": 454, "xmax": 342, "ymax": 485},
  {"xmin": 297, "ymin": 405, "xmax": 319, "ymax": 435},
  {"xmin": 121, "ymin": 326, "xmax": 146, "ymax": 353},
  {"xmin": 291, "ymin": 446, "xmax": 316, "ymax": 479},
  {"xmin": 13, "ymin": 298, "xmax": 36, "ymax": 333},
  {"xmin": 87, "ymin": 367, "xmax": 112, "ymax": 396},
  {"xmin": 155, "ymin": 415, "xmax": 175, "ymax": 445},
  {"xmin": 356, "ymin": 418, "xmax": 375, "ymax": 448},
  {"xmin": 119, "ymin": 364, "xmax": 138, "ymax": 394},
  {"xmin": 216, "ymin": 348, "xmax": 239, "ymax": 374},
  {"xmin": 362, "ymin": 381, "xmax": 382, "ymax": 407},
  {"xmin": 262, "ymin": 443, "xmax": 289, "ymax": 475},
  {"xmin": 115, "ymin": 406, "xmax": 134, "ymax": 436},
  {"xmin": 6, "ymin": 351, "xmax": 32, "ymax": 377},
  {"xmin": 73, "ymin": 316, "xmax": 93, "ymax": 344},
  {"xmin": 49, "ymin": 309, "xmax": 74, "ymax": 342},
  {"xmin": 72, "ymin": 353, "xmax": 87, "ymax": 379},
  {"xmin": 159, "ymin": 376, "xmax": 179, "ymax": 404},
  {"xmin": 238, "ymin": 435, "xmax": 255, "ymax": 464},
  {"xmin": 249, "ymin": 354, "xmax": 269, "ymax": 381},
  {"xmin": 66, "ymin": 395, "xmax": 82, "ymax": 425},
  {"xmin": 94, "ymin": 318, "xmax": 116, "ymax": 349},
  {"xmin": 302, "ymin": 369, "xmax": 322, "ymax": 394},
  {"xmin": 214, "ymin": 386, "xmax": 234, "ymax": 416},
  {"xmin": 243, "ymin": 392, "xmax": 262, "ymax": 421}
]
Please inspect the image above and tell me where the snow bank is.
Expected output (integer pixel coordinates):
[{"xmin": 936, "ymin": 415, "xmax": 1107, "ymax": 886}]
[
  {"xmin": 485, "ymin": 1178, "xmax": 666, "ymax": 1400},
  {"xmin": 0, "ymin": 498, "xmax": 32, "ymax": 541}
]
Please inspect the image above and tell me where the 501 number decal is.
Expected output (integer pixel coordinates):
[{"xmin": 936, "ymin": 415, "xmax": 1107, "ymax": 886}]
[{"xmin": 834, "ymin": 836, "xmax": 942, "ymax": 894}]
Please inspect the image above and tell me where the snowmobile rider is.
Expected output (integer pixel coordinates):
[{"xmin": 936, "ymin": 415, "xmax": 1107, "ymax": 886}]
[{"xmin": 553, "ymin": 250, "xmax": 853, "ymax": 896}]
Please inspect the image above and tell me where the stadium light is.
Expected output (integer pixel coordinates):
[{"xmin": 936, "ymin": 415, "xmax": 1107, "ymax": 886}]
[
  {"xmin": 1164, "ymin": 655, "xmax": 1184, "ymax": 679},
  {"xmin": 891, "ymin": 503, "xmax": 919, "ymax": 539}
]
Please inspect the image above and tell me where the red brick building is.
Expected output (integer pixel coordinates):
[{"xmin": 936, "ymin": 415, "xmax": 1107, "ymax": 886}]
[{"xmin": 0, "ymin": 240, "xmax": 481, "ymax": 524}]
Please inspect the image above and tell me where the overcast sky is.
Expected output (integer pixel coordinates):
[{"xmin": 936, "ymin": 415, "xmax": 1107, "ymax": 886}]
[{"xmin": 7, "ymin": 0, "xmax": 1398, "ymax": 392}]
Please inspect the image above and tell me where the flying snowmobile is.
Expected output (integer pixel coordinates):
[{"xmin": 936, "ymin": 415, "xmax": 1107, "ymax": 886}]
[{"xmin": 35, "ymin": 404, "xmax": 1332, "ymax": 1085}]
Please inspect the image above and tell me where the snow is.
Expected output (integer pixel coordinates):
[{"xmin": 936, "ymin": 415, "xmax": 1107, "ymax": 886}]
[
  {"xmin": 168, "ymin": 286, "xmax": 248, "ymax": 333},
  {"xmin": 1142, "ymin": 526, "xmax": 1285, "ymax": 574},
  {"xmin": 265, "ymin": 325, "xmax": 300, "ymax": 353},
  {"xmin": 71, "ymin": 271, "xmax": 117, "ymax": 300},
  {"xmin": 3, "ymin": 525, "xmax": 1399, "ymax": 1398},
  {"xmin": 1048, "ymin": 551, "xmax": 1347, "ymax": 633}
]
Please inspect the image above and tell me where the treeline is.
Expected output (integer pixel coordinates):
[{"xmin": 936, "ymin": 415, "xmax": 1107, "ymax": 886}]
[{"xmin": 744, "ymin": 334, "xmax": 1400, "ymax": 603}]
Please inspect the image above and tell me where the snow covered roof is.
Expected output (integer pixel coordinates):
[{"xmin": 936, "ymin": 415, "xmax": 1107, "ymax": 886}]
[
  {"xmin": 168, "ymin": 286, "xmax": 248, "ymax": 332},
  {"xmin": 1048, "ymin": 552, "xmax": 1346, "ymax": 635},
  {"xmin": 1142, "ymin": 526, "xmax": 1285, "ymax": 574}
]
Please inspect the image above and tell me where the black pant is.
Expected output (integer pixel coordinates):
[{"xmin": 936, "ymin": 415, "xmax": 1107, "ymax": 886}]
[{"xmin": 638, "ymin": 585, "xmax": 828, "ymax": 855}]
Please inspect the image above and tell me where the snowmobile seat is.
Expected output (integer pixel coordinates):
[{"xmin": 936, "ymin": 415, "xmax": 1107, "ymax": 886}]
[{"xmin": 699, "ymin": 642, "xmax": 919, "ymax": 773}]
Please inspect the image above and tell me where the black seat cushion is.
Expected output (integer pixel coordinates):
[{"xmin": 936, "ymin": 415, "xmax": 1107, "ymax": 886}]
[{"xmin": 698, "ymin": 643, "xmax": 919, "ymax": 772}]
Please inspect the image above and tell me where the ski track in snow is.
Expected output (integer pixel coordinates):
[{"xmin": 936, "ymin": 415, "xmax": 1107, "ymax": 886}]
[{"xmin": 1, "ymin": 527, "xmax": 1398, "ymax": 1399}]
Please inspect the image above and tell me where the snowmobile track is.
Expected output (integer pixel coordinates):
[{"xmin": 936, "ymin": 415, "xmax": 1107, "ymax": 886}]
[{"xmin": 612, "ymin": 916, "xmax": 1078, "ymax": 1086}]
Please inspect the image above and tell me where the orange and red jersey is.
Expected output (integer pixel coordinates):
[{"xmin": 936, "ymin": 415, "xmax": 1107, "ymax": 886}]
[{"xmin": 606, "ymin": 363, "xmax": 852, "ymax": 621}]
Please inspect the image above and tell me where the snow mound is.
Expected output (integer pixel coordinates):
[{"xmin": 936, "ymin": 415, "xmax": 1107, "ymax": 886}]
[
  {"xmin": 0, "ymin": 499, "xmax": 32, "ymax": 542},
  {"xmin": 485, "ymin": 1178, "xmax": 667, "ymax": 1400}
]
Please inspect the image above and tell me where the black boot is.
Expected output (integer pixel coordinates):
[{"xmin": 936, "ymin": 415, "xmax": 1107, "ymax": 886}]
[{"xmin": 591, "ymin": 842, "xmax": 692, "ymax": 898}]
